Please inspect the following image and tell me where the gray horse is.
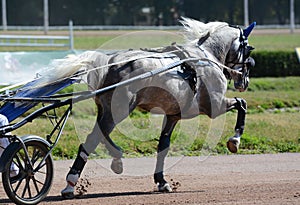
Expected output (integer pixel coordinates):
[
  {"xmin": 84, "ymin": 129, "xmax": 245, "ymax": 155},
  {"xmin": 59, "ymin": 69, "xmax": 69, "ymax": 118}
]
[{"xmin": 60, "ymin": 17, "xmax": 256, "ymax": 197}]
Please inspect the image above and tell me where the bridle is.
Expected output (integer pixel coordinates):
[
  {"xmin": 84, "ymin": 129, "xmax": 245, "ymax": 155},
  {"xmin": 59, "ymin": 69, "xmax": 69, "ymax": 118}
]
[{"xmin": 224, "ymin": 25, "xmax": 254, "ymax": 85}]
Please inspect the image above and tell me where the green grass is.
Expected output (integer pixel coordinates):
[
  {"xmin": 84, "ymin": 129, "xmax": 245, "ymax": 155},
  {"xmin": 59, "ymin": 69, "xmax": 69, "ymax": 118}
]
[
  {"xmin": 223, "ymin": 111, "xmax": 300, "ymax": 154},
  {"xmin": 227, "ymin": 77, "xmax": 300, "ymax": 111},
  {"xmin": 1, "ymin": 29, "xmax": 300, "ymax": 51},
  {"xmin": 246, "ymin": 77, "xmax": 300, "ymax": 91},
  {"xmin": 74, "ymin": 31, "xmax": 300, "ymax": 52},
  {"xmin": 74, "ymin": 36, "xmax": 114, "ymax": 50},
  {"xmin": 249, "ymin": 34, "xmax": 300, "ymax": 52},
  {"xmin": 75, "ymin": 31, "xmax": 184, "ymax": 50}
]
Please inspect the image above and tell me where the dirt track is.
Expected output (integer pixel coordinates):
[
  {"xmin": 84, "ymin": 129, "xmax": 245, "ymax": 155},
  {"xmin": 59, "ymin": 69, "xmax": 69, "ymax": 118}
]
[{"xmin": 0, "ymin": 153, "xmax": 300, "ymax": 205}]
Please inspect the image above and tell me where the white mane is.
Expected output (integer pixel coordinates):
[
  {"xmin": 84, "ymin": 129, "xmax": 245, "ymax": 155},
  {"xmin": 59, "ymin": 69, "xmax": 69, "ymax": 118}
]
[{"xmin": 179, "ymin": 17, "xmax": 228, "ymax": 42}]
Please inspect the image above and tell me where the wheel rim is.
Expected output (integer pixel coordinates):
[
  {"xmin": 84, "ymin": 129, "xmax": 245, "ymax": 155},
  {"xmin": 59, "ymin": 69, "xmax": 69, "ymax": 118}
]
[{"xmin": 4, "ymin": 142, "xmax": 53, "ymax": 204}]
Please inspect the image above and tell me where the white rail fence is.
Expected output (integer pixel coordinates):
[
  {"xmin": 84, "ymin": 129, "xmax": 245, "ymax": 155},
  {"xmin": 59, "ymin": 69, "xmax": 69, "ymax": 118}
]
[
  {"xmin": 0, "ymin": 20, "xmax": 74, "ymax": 50},
  {"xmin": 1, "ymin": 24, "xmax": 300, "ymax": 31}
]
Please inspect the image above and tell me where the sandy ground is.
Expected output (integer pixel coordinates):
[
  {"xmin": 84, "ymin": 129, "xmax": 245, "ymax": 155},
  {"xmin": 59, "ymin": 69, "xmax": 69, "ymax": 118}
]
[{"xmin": 0, "ymin": 153, "xmax": 299, "ymax": 205}]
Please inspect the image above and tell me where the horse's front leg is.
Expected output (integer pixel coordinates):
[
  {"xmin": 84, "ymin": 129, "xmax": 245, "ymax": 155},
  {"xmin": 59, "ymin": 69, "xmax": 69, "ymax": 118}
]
[
  {"xmin": 226, "ymin": 97, "xmax": 247, "ymax": 153},
  {"xmin": 154, "ymin": 115, "xmax": 179, "ymax": 192}
]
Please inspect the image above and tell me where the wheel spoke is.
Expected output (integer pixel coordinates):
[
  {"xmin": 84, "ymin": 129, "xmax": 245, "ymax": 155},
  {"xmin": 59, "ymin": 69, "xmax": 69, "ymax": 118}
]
[
  {"xmin": 21, "ymin": 178, "xmax": 29, "ymax": 198},
  {"xmin": 36, "ymin": 169, "xmax": 46, "ymax": 175},
  {"xmin": 31, "ymin": 147, "xmax": 41, "ymax": 165},
  {"xmin": 13, "ymin": 178, "xmax": 23, "ymax": 193},
  {"xmin": 34, "ymin": 162, "xmax": 47, "ymax": 173},
  {"xmin": 31, "ymin": 147, "xmax": 37, "ymax": 162},
  {"xmin": 32, "ymin": 177, "xmax": 41, "ymax": 194},
  {"xmin": 19, "ymin": 149, "xmax": 26, "ymax": 162},
  {"xmin": 13, "ymin": 152, "xmax": 25, "ymax": 171},
  {"xmin": 32, "ymin": 176, "xmax": 44, "ymax": 186},
  {"xmin": 27, "ymin": 178, "xmax": 32, "ymax": 198}
]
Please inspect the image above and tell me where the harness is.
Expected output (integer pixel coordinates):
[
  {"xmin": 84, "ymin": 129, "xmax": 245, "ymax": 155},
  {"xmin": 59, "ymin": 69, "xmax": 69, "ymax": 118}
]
[{"xmin": 141, "ymin": 43, "xmax": 197, "ymax": 93}]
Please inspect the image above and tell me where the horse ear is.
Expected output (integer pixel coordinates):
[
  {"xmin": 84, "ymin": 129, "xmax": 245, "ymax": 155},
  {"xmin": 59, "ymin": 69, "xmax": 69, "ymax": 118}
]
[
  {"xmin": 198, "ymin": 32, "xmax": 210, "ymax": 45},
  {"xmin": 243, "ymin": 22, "xmax": 256, "ymax": 38}
]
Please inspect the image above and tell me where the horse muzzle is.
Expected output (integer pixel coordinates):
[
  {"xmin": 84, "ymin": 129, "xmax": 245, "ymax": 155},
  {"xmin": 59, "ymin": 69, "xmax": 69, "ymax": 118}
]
[
  {"xmin": 234, "ymin": 82, "xmax": 245, "ymax": 92},
  {"xmin": 234, "ymin": 76, "xmax": 249, "ymax": 92}
]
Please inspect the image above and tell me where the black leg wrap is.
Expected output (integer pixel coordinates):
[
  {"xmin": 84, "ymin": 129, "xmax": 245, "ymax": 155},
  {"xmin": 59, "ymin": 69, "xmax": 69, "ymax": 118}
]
[
  {"xmin": 234, "ymin": 98, "xmax": 247, "ymax": 135},
  {"xmin": 154, "ymin": 134, "xmax": 170, "ymax": 184},
  {"xmin": 153, "ymin": 116, "xmax": 178, "ymax": 190},
  {"xmin": 154, "ymin": 172, "xmax": 167, "ymax": 184},
  {"xmin": 68, "ymin": 144, "xmax": 89, "ymax": 177}
]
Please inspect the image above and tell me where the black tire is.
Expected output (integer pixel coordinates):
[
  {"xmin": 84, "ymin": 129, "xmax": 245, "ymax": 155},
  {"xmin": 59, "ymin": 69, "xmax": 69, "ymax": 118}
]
[{"xmin": 2, "ymin": 140, "xmax": 53, "ymax": 205}]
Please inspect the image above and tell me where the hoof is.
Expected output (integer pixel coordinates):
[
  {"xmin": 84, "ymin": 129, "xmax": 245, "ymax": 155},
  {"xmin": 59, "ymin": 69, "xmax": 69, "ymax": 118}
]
[
  {"xmin": 158, "ymin": 183, "xmax": 172, "ymax": 192},
  {"xmin": 227, "ymin": 137, "xmax": 240, "ymax": 153},
  {"xmin": 111, "ymin": 158, "xmax": 123, "ymax": 174},
  {"xmin": 61, "ymin": 184, "xmax": 75, "ymax": 199}
]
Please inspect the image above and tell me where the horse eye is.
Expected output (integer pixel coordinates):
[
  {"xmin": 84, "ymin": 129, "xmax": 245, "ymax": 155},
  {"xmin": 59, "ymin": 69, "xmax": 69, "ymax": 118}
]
[
  {"xmin": 244, "ymin": 46, "xmax": 255, "ymax": 58},
  {"xmin": 246, "ymin": 46, "xmax": 254, "ymax": 52}
]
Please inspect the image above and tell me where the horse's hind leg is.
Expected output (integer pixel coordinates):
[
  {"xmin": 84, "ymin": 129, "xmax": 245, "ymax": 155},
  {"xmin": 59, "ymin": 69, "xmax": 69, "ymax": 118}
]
[
  {"xmin": 83, "ymin": 106, "xmax": 124, "ymax": 174},
  {"xmin": 61, "ymin": 105, "xmax": 124, "ymax": 199},
  {"xmin": 154, "ymin": 115, "xmax": 179, "ymax": 192}
]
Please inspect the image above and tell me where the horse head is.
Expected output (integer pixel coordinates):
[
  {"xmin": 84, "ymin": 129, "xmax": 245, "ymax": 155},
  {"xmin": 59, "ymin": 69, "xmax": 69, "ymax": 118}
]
[
  {"xmin": 224, "ymin": 22, "xmax": 256, "ymax": 92},
  {"xmin": 179, "ymin": 18, "xmax": 256, "ymax": 92}
]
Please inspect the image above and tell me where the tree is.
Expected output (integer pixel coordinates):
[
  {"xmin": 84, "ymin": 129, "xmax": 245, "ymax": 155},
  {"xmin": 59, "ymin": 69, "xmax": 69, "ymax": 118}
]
[
  {"xmin": 49, "ymin": 0, "xmax": 110, "ymax": 25},
  {"xmin": 6, "ymin": 0, "xmax": 43, "ymax": 26},
  {"xmin": 250, "ymin": 0, "xmax": 289, "ymax": 25},
  {"xmin": 0, "ymin": 0, "xmax": 296, "ymax": 26},
  {"xmin": 182, "ymin": 0, "xmax": 243, "ymax": 25}
]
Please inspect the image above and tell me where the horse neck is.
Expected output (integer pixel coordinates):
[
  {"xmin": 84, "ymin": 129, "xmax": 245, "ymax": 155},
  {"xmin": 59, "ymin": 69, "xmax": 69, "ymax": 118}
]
[
  {"xmin": 200, "ymin": 29, "xmax": 237, "ymax": 64},
  {"xmin": 200, "ymin": 39, "xmax": 227, "ymax": 64}
]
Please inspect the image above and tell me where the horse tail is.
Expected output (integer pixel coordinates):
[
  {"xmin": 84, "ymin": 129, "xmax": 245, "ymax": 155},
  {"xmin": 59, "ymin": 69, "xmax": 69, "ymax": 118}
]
[
  {"xmin": 36, "ymin": 51, "xmax": 110, "ymax": 88},
  {"xmin": 86, "ymin": 52, "xmax": 111, "ymax": 91}
]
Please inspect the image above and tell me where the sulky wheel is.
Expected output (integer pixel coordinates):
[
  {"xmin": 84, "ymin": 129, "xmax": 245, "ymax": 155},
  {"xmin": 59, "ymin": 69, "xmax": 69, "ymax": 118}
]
[{"xmin": 2, "ymin": 139, "xmax": 53, "ymax": 205}]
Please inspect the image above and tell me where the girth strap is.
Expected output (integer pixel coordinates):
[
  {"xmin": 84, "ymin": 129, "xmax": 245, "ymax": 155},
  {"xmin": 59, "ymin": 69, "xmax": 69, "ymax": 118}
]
[
  {"xmin": 177, "ymin": 62, "xmax": 197, "ymax": 94},
  {"xmin": 141, "ymin": 43, "xmax": 197, "ymax": 94}
]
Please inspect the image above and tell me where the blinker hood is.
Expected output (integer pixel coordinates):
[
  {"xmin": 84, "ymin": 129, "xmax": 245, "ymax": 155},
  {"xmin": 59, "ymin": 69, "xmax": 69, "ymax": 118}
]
[{"xmin": 243, "ymin": 22, "xmax": 256, "ymax": 38}]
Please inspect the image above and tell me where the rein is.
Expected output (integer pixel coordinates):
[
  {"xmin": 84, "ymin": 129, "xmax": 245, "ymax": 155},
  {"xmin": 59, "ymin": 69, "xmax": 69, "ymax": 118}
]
[
  {"xmin": 163, "ymin": 43, "xmax": 242, "ymax": 76},
  {"xmin": 201, "ymin": 58, "xmax": 242, "ymax": 75},
  {"xmin": 82, "ymin": 47, "xmax": 242, "ymax": 81},
  {"xmin": 0, "ymin": 44, "xmax": 242, "ymax": 94}
]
